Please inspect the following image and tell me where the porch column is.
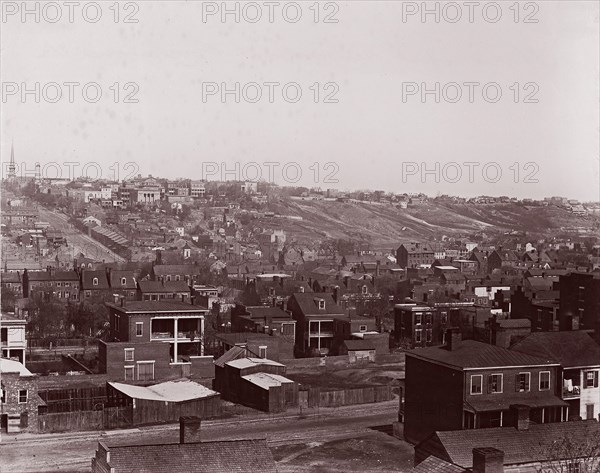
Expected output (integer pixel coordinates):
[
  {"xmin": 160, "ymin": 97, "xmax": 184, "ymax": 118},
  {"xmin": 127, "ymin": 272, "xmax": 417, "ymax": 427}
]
[
  {"xmin": 500, "ymin": 411, "xmax": 503, "ymax": 427},
  {"xmin": 200, "ymin": 317, "xmax": 204, "ymax": 356},
  {"xmin": 318, "ymin": 321, "xmax": 321, "ymax": 351},
  {"xmin": 173, "ymin": 318, "xmax": 179, "ymax": 362}
]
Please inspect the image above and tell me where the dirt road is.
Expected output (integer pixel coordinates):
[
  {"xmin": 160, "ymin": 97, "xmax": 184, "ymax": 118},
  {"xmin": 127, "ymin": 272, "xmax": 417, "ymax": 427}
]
[{"xmin": 0, "ymin": 401, "xmax": 407, "ymax": 473}]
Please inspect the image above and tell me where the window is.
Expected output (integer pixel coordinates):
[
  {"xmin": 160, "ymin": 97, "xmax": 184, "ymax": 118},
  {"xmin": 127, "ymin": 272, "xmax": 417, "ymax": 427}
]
[
  {"xmin": 568, "ymin": 461, "xmax": 581, "ymax": 473},
  {"xmin": 426, "ymin": 329, "xmax": 432, "ymax": 343},
  {"xmin": 93, "ymin": 277, "xmax": 98, "ymax": 286},
  {"xmin": 121, "ymin": 277, "xmax": 127, "ymax": 286},
  {"xmin": 57, "ymin": 282, "xmax": 62, "ymax": 287},
  {"xmin": 65, "ymin": 292, "xmax": 70, "ymax": 299},
  {"xmin": 318, "ymin": 299, "xmax": 325, "ymax": 310},
  {"xmin": 268, "ymin": 287, "xmax": 275, "ymax": 296},
  {"xmin": 539, "ymin": 371, "xmax": 551, "ymax": 391},
  {"xmin": 585, "ymin": 371, "xmax": 599, "ymax": 389},
  {"xmin": 415, "ymin": 329, "xmax": 423, "ymax": 343},
  {"xmin": 362, "ymin": 285, "xmax": 368, "ymax": 294},
  {"xmin": 425, "ymin": 313, "xmax": 432, "ymax": 324},
  {"xmin": 85, "ymin": 290, "xmax": 91, "ymax": 297},
  {"xmin": 124, "ymin": 348, "xmax": 134, "ymax": 362},
  {"xmin": 488, "ymin": 374, "xmax": 503, "ymax": 393},
  {"xmin": 537, "ymin": 309, "xmax": 542, "ymax": 323},
  {"xmin": 18, "ymin": 389, "xmax": 28, "ymax": 403},
  {"xmin": 517, "ymin": 372, "xmax": 530, "ymax": 392},
  {"xmin": 259, "ymin": 346, "xmax": 267, "ymax": 359},
  {"xmin": 136, "ymin": 322, "xmax": 143, "ymax": 337},
  {"xmin": 137, "ymin": 361, "xmax": 155, "ymax": 381},
  {"xmin": 359, "ymin": 325, "xmax": 367, "ymax": 332},
  {"xmin": 1, "ymin": 387, "xmax": 5, "ymax": 404},
  {"xmin": 415, "ymin": 313, "xmax": 422, "ymax": 325},
  {"xmin": 441, "ymin": 312, "xmax": 448, "ymax": 324},
  {"xmin": 124, "ymin": 366, "xmax": 134, "ymax": 381},
  {"xmin": 471, "ymin": 375, "xmax": 483, "ymax": 395}
]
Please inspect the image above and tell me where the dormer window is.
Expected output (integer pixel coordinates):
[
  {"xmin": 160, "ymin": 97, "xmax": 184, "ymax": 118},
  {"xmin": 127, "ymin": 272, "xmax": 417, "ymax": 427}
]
[
  {"xmin": 315, "ymin": 298, "xmax": 325, "ymax": 310},
  {"xmin": 362, "ymin": 285, "xmax": 368, "ymax": 294},
  {"xmin": 269, "ymin": 287, "xmax": 275, "ymax": 296},
  {"xmin": 121, "ymin": 277, "xmax": 127, "ymax": 286},
  {"xmin": 93, "ymin": 277, "xmax": 98, "ymax": 286}
]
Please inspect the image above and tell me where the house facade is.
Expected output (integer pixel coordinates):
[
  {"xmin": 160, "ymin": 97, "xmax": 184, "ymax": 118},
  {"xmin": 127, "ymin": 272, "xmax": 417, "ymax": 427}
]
[{"xmin": 403, "ymin": 330, "xmax": 566, "ymax": 444}]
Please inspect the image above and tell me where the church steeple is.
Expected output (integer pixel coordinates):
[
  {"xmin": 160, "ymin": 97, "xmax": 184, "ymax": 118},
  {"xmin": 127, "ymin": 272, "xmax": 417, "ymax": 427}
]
[{"xmin": 8, "ymin": 140, "xmax": 16, "ymax": 179}]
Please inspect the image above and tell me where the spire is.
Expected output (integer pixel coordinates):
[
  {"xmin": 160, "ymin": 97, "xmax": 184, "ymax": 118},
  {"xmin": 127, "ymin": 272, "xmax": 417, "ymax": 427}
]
[{"xmin": 8, "ymin": 139, "xmax": 16, "ymax": 179}]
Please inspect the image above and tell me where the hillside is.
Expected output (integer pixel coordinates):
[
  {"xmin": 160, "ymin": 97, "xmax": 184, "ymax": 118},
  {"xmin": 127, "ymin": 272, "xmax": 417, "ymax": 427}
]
[{"xmin": 260, "ymin": 199, "xmax": 598, "ymax": 248}]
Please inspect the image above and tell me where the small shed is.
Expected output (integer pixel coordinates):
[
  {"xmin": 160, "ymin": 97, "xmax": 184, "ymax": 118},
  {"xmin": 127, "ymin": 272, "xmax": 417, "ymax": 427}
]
[
  {"xmin": 341, "ymin": 340, "xmax": 376, "ymax": 363},
  {"xmin": 106, "ymin": 379, "xmax": 221, "ymax": 425}
]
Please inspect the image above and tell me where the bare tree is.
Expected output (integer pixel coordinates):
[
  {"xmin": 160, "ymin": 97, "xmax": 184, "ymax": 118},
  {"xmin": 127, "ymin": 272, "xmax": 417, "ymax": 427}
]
[{"xmin": 537, "ymin": 432, "xmax": 600, "ymax": 473}]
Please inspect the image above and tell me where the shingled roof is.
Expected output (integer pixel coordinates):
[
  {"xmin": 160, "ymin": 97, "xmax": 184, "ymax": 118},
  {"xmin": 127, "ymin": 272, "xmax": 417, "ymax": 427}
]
[
  {"xmin": 413, "ymin": 456, "xmax": 467, "ymax": 473},
  {"xmin": 408, "ymin": 340, "xmax": 557, "ymax": 370},
  {"xmin": 98, "ymin": 438, "xmax": 277, "ymax": 473},
  {"xmin": 510, "ymin": 331, "xmax": 600, "ymax": 368},
  {"xmin": 417, "ymin": 421, "xmax": 600, "ymax": 469}
]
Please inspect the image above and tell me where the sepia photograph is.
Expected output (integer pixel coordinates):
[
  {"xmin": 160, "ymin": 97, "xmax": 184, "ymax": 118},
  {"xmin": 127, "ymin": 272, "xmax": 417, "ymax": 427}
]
[{"xmin": 0, "ymin": 1, "xmax": 599, "ymax": 472}]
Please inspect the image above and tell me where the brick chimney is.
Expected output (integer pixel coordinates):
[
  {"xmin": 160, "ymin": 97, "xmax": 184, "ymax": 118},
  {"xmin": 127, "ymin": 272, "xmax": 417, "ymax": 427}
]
[
  {"xmin": 446, "ymin": 328, "xmax": 462, "ymax": 351},
  {"xmin": 179, "ymin": 416, "xmax": 202, "ymax": 444},
  {"xmin": 472, "ymin": 447, "xmax": 504, "ymax": 473},
  {"xmin": 510, "ymin": 404, "xmax": 530, "ymax": 431}
]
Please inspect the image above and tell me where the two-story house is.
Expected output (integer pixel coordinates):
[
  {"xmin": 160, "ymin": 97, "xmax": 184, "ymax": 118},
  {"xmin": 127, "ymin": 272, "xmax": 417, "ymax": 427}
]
[
  {"xmin": 511, "ymin": 331, "xmax": 600, "ymax": 421},
  {"xmin": 403, "ymin": 329, "xmax": 566, "ymax": 444},
  {"xmin": 80, "ymin": 270, "xmax": 111, "ymax": 302},
  {"xmin": 397, "ymin": 243, "xmax": 435, "ymax": 269},
  {"xmin": 23, "ymin": 269, "xmax": 80, "ymax": 302},
  {"xmin": 99, "ymin": 300, "xmax": 209, "ymax": 382},
  {"xmin": 0, "ymin": 314, "xmax": 27, "ymax": 364},
  {"xmin": 107, "ymin": 270, "xmax": 137, "ymax": 301},
  {"xmin": 286, "ymin": 293, "xmax": 346, "ymax": 356},
  {"xmin": 0, "ymin": 272, "xmax": 22, "ymax": 298},
  {"xmin": 0, "ymin": 358, "xmax": 43, "ymax": 433}
]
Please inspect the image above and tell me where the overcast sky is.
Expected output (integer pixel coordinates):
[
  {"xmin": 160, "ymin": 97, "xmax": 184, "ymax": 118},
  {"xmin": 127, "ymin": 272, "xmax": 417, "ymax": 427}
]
[{"xmin": 1, "ymin": 1, "xmax": 599, "ymax": 200}]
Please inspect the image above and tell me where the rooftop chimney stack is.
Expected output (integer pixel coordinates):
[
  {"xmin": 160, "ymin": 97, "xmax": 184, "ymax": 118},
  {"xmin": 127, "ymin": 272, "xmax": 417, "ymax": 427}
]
[
  {"xmin": 446, "ymin": 328, "xmax": 462, "ymax": 351},
  {"xmin": 179, "ymin": 416, "xmax": 202, "ymax": 444},
  {"xmin": 472, "ymin": 447, "xmax": 505, "ymax": 473}
]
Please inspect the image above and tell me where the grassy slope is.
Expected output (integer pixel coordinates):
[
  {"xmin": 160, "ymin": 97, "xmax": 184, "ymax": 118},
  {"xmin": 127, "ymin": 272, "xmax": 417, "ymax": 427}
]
[{"xmin": 260, "ymin": 200, "xmax": 596, "ymax": 247}]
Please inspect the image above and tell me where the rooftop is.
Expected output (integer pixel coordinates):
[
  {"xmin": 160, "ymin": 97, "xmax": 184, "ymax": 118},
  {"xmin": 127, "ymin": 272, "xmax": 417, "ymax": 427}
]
[
  {"xmin": 510, "ymin": 331, "xmax": 600, "ymax": 368},
  {"xmin": 106, "ymin": 301, "xmax": 208, "ymax": 313},
  {"xmin": 226, "ymin": 357, "xmax": 285, "ymax": 370},
  {"xmin": 241, "ymin": 372, "xmax": 295, "ymax": 389},
  {"xmin": 421, "ymin": 420, "xmax": 600, "ymax": 468},
  {"xmin": 408, "ymin": 339, "xmax": 557, "ymax": 370},
  {"xmin": 108, "ymin": 380, "xmax": 218, "ymax": 403},
  {"xmin": 0, "ymin": 357, "xmax": 33, "ymax": 376},
  {"xmin": 99, "ymin": 438, "xmax": 277, "ymax": 473}
]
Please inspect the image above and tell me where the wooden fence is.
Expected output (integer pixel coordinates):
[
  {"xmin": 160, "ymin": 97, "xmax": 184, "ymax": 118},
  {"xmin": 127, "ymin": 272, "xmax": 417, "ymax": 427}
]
[
  {"xmin": 37, "ymin": 406, "xmax": 133, "ymax": 432},
  {"xmin": 298, "ymin": 385, "xmax": 392, "ymax": 408},
  {"xmin": 39, "ymin": 386, "xmax": 107, "ymax": 413}
]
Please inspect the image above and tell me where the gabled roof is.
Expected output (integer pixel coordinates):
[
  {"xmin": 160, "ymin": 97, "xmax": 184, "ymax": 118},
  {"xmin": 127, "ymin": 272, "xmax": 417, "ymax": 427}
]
[
  {"xmin": 214, "ymin": 346, "xmax": 247, "ymax": 368},
  {"xmin": 419, "ymin": 421, "xmax": 600, "ymax": 468},
  {"xmin": 510, "ymin": 331, "xmax": 600, "ymax": 368},
  {"xmin": 409, "ymin": 340, "xmax": 556, "ymax": 370},
  {"xmin": 100, "ymin": 438, "xmax": 277, "ymax": 473},
  {"xmin": 288, "ymin": 292, "xmax": 345, "ymax": 316},
  {"xmin": 81, "ymin": 270, "xmax": 110, "ymax": 289},
  {"xmin": 1, "ymin": 272, "xmax": 21, "ymax": 283},
  {"xmin": 0, "ymin": 357, "xmax": 33, "ymax": 376},
  {"xmin": 108, "ymin": 271, "xmax": 137, "ymax": 290}
]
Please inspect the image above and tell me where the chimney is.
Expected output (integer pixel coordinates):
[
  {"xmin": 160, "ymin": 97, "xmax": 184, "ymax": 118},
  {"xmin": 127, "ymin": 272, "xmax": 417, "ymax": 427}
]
[
  {"xmin": 472, "ymin": 448, "xmax": 504, "ymax": 473},
  {"xmin": 120, "ymin": 296, "xmax": 125, "ymax": 307},
  {"xmin": 190, "ymin": 295, "xmax": 195, "ymax": 306},
  {"xmin": 179, "ymin": 416, "xmax": 202, "ymax": 444},
  {"xmin": 510, "ymin": 404, "xmax": 530, "ymax": 431},
  {"xmin": 333, "ymin": 286, "xmax": 339, "ymax": 305},
  {"xmin": 446, "ymin": 328, "xmax": 462, "ymax": 351}
]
